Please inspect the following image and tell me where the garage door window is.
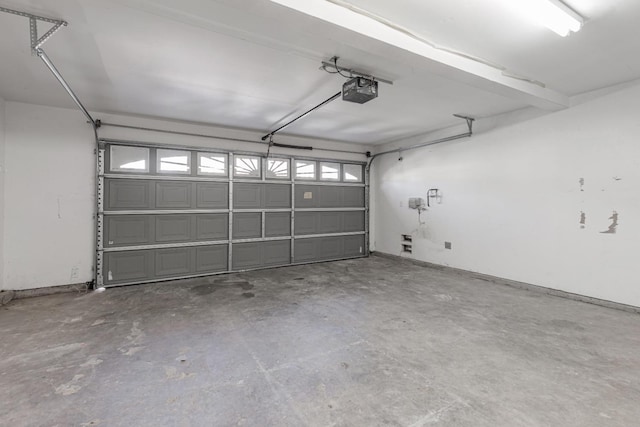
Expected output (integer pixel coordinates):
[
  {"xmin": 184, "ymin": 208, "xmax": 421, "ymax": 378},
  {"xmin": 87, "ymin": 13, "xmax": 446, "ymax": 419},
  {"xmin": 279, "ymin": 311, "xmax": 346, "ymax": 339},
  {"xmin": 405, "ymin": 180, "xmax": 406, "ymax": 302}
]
[
  {"xmin": 267, "ymin": 158, "xmax": 290, "ymax": 179},
  {"xmin": 198, "ymin": 153, "xmax": 227, "ymax": 176},
  {"xmin": 295, "ymin": 160, "xmax": 316, "ymax": 180},
  {"xmin": 110, "ymin": 146, "xmax": 149, "ymax": 173},
  {"xmin": 157, "ymin": 149, "xmax": 191, "ymax": 174},
  {"xmin": 343, "ymin": 164, "xmax": 363, "ymax": 182},
  {"xmin": 320, "ymin": 162, "xmax": 340, "ymax": 181},
  {"xmin": 234, "ymin": 155, "xmax": 261, "ymax": 178}
]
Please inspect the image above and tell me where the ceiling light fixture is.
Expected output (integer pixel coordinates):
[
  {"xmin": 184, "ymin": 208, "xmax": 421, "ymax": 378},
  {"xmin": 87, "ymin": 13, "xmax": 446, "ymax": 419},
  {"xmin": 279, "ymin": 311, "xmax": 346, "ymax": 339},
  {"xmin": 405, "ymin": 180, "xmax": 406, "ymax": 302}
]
[{"xmin": 522, "ymin": 0, "xmax": 584, "ymax": 37}]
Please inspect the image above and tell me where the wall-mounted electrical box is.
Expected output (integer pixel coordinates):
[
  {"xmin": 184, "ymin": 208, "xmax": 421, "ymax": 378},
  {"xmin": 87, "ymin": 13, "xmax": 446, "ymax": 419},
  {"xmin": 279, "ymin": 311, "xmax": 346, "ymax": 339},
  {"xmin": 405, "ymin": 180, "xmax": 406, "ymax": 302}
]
[{"xmin": 408, "ymin": 198, "xmax": 425, "ymax": 210}]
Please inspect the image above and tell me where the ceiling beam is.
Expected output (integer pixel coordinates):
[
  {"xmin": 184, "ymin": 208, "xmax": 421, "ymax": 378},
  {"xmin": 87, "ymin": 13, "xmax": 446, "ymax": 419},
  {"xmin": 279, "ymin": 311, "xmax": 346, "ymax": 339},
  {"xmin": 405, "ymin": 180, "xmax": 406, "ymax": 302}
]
[{"xmin": 267, "ymin": 0, "xmax": 570, "ymax": 110}]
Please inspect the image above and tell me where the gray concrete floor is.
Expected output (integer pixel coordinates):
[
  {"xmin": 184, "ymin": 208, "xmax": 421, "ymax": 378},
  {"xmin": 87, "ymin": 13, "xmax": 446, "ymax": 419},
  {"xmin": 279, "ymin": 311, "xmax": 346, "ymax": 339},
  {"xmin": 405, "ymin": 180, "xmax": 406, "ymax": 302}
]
[{"xmin": 1, "ymin": 256, "xmax": 640, "ymax": 427}]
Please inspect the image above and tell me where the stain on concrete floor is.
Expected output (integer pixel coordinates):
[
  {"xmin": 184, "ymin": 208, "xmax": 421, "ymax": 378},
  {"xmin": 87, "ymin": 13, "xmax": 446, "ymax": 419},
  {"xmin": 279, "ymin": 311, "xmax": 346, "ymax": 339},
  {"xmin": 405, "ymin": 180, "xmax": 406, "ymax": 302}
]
[{"xmin": 191, "ymin": 279, "xmax": 254, "ymax": 296}]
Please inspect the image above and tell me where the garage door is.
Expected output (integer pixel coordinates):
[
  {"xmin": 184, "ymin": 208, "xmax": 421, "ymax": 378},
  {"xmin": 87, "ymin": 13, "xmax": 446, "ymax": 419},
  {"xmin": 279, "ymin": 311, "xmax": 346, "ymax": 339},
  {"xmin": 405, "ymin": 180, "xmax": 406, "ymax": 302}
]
[{"xmin": 96, "ymin": 142, "xmax": 368, "ymax": 287}]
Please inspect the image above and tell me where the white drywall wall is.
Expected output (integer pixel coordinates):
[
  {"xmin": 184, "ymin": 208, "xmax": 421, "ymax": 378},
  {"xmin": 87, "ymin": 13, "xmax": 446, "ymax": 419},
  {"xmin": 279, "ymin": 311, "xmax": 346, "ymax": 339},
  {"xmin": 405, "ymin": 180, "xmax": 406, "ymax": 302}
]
[
  {"xmin": 4, "ymin": 103, "xmax": 95, "ymax": 290},
  {"xmin": 0, "ymin": 97, "xmax": 5, "ymax": 290},
  {"xmin": 371, "ymin": 83, "xmax": 640, "ymax": 307},
  {"xmin": 3, "ymin": 102, "xmax": 371, "ymax": 290}
]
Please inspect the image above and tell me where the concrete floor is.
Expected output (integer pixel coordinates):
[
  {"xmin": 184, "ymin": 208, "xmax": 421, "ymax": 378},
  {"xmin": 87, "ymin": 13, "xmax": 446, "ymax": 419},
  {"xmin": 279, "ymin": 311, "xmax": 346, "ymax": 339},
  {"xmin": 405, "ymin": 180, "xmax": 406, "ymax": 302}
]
[{"xmin": 1, "ymin": 256, "xmax": 639, "ymax": 427}]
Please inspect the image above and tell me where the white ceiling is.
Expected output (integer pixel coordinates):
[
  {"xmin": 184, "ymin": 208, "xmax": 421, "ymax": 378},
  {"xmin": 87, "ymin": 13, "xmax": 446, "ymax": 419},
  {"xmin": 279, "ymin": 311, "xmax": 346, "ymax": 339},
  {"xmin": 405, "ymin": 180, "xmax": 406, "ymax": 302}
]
[{"xmin": 0, "ymin": 0, "xmax": 639, "ymax": 145}]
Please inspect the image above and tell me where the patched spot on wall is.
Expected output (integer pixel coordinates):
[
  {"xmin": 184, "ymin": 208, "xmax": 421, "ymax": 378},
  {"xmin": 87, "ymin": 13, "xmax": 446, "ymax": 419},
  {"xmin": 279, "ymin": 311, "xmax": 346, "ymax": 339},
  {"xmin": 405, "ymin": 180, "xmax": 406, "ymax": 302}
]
[{"xmin": 600, "ymin": 211, "xmax": 619, "ymax": 234}]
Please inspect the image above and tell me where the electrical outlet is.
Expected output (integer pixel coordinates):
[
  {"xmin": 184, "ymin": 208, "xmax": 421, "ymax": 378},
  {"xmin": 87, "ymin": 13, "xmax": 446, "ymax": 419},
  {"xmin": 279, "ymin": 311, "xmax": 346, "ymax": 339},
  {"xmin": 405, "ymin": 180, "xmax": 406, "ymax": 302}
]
[{"xmin": 445, "ymin": 242, "xmax": 452, "ymax": 250}]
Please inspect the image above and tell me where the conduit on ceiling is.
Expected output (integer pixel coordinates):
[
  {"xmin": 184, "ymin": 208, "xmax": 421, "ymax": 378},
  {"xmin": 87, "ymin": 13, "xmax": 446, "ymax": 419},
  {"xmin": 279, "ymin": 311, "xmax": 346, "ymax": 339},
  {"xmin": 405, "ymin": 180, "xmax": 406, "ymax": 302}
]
[{"xmin": 320, "ymin": 56, "xmax": 394, "ymax": 85}]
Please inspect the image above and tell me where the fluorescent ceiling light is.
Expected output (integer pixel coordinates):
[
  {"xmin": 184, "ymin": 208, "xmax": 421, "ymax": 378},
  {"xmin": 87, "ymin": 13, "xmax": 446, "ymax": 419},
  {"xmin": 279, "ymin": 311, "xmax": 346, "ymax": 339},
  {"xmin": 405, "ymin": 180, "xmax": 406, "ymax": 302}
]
[{"xmin": 522, "ymin": 0, "xmax": 584, "ymax": 37}]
